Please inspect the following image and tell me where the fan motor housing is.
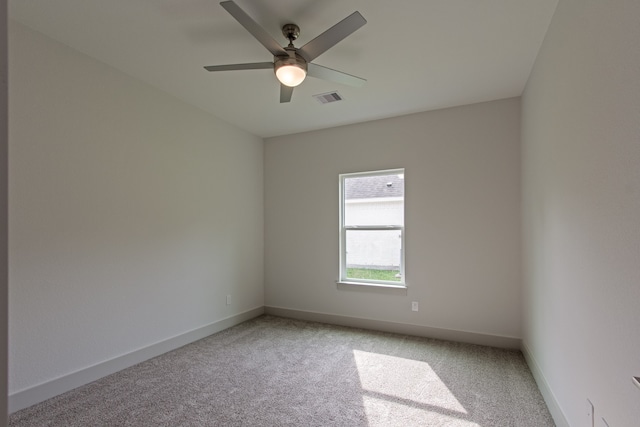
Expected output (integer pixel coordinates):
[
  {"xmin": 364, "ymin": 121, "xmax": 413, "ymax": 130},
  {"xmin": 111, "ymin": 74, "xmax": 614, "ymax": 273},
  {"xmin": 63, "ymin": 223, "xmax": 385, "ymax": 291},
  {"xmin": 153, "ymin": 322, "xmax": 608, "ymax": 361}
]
[{"xmin": 274, "ymin": 52, "xmax": 308, "ymax": 73}]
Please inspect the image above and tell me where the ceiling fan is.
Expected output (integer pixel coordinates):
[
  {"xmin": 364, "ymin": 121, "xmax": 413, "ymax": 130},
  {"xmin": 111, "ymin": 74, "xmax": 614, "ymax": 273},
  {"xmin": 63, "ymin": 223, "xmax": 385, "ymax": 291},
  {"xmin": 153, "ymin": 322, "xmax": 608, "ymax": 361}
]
[{"xmin": 204, "ymin": 1, "xmax": 367, "ymax": 103}]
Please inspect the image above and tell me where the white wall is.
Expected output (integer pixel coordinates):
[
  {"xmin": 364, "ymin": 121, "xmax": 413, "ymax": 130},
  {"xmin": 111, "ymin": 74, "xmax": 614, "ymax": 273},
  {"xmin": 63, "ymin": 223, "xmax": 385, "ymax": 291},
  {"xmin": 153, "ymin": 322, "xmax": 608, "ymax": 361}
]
[
  {"xmin": 8, "ymin": 22, "xmax": 264, "ymax": 397},
  {"xmin": 521, "ymin": 0, "xmax": 640, "ymax": 425},
  {"xmin": 1, "ymin": 2, "xmax": 7, "ymax": 425},
  {"xmin": 265, "ymin": 98, "xmax": 522, "ymax": 339}
]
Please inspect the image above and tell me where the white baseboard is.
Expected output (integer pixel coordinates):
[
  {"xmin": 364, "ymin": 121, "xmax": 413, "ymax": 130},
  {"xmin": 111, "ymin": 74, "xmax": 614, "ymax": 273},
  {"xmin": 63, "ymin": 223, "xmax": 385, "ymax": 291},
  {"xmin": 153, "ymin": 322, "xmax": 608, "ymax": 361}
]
[
  {"xmin": 9, "ymin": 306, "xmax": 264, "ymax": 414},
  {"xmin": 521, "ymin": 341, "xmax": 570, "ymax": 427},
  {"xmin": 264, "ymin": 306, "xmax": 521, "ymax": 349}
]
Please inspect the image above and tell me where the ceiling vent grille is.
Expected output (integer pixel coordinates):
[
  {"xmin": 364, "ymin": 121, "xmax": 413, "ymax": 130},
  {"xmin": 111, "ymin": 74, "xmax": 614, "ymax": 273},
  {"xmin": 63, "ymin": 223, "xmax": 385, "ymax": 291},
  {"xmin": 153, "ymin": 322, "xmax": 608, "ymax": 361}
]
[{"xmin": 313, "ymin": 91, "xmax": 343, "ymax": 104}]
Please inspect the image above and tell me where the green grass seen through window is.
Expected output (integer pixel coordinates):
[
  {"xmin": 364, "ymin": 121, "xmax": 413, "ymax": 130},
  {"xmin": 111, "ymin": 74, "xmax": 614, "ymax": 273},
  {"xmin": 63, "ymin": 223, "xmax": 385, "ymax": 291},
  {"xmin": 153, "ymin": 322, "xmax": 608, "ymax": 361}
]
[{"xmin": 347, "ymin": 268, "xmax": 401, "ymax": 282}]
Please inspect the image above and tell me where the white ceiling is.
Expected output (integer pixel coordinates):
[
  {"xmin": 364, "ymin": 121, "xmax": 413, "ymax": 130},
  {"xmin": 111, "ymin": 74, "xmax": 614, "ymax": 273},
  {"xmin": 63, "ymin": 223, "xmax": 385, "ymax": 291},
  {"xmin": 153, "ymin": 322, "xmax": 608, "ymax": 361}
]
[{"xmin": 9, "ymin": 0, "xmax": 559, "ymax": 138}]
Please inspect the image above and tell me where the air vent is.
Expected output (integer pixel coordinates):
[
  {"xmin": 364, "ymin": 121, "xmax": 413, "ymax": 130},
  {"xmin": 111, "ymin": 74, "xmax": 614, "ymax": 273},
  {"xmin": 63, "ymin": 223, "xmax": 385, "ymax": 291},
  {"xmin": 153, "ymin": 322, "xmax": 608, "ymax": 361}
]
[{"xmin": 313, "ymin": 91, "xmax": 343, "ymax": 104}]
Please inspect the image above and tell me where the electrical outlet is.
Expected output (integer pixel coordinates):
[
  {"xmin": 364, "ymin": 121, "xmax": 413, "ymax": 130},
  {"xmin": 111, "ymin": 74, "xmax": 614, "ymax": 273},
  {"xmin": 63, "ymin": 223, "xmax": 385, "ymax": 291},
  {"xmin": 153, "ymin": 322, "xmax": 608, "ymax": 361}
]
[
  {"xmin": 226, "ymin": 295, "xmax": 231, "ymax": 305},
  {"xmin": 411, "ymin": 301, "xmax": 419, "ymax": 312},
  {"xmin": 586, "ymin": 399, "xmax": 594, "ymax": 427}
]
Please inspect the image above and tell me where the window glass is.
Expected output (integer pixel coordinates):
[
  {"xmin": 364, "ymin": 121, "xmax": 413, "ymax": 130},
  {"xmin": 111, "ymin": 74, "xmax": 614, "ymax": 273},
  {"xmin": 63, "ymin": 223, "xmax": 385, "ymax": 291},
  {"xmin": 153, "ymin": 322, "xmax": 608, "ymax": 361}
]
[{"xmin": 340, "ymin": 169, "xmax": 405, "ymax": 286}]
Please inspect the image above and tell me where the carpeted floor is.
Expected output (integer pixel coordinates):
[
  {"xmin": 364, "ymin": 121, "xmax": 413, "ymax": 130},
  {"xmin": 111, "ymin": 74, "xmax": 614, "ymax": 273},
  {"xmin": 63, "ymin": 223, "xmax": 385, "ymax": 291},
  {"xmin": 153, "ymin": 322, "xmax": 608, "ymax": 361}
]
[{"xmin": 9, "ymin": 315, "xmax": 555, "ymax": 426}]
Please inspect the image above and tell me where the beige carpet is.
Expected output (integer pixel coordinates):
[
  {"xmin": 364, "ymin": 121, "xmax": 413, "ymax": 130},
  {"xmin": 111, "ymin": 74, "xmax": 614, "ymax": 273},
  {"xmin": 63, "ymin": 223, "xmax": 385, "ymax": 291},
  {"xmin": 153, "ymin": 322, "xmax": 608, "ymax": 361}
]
[{"xmin": 9, "ymin": 315, "xmax": 555, "ymax": 426}]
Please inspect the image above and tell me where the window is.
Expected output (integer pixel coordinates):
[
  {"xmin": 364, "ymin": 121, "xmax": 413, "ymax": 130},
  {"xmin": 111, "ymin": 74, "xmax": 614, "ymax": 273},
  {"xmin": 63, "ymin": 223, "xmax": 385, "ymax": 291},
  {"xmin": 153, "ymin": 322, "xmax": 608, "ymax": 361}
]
[{"xmin": 339, "ymin": 169, "xmax": 405, "ymax": 287}]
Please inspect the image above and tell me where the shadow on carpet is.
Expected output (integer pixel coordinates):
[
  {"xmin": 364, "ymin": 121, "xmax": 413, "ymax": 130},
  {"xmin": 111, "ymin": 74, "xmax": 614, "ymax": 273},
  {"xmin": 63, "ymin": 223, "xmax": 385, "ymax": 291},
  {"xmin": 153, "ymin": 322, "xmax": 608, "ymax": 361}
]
[{"xmin": 9, "ymin": 315, "xmax": 555, "ymax": 426}]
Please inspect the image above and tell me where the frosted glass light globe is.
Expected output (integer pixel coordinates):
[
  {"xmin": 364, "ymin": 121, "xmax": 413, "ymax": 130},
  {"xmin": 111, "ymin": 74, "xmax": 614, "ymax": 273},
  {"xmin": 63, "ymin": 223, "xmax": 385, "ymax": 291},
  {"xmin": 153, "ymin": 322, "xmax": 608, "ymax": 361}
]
[{"xmin": 276, "ymin": 64, "xmax": 307, "ymax": 87}]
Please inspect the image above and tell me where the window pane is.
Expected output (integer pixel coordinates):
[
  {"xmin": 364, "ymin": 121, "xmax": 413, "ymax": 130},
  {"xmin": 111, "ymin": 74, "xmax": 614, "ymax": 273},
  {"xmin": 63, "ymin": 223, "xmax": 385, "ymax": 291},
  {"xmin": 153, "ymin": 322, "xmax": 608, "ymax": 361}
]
[
  {"xmin": 346, "ymin": 229, "xmax": 402, "ymax": 282},
  {"xmin": 344, "ymin": 174, "xmax": 404, "ymax": 227}
]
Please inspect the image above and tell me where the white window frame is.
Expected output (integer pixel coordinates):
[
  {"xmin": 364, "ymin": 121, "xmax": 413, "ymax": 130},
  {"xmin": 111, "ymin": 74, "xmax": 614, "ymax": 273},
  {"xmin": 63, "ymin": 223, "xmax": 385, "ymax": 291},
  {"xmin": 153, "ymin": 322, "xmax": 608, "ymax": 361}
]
[{"xmin": 338, "ymin": 168, "xmax": 406, "ymax": 288}]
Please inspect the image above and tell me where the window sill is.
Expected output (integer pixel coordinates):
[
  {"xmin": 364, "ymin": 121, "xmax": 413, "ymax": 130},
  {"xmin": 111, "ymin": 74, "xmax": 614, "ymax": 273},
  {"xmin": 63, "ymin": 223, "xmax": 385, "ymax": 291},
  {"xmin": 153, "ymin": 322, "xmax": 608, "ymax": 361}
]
[{"xmin": 337, "ymin": 281, "xmax": 408, "ymax": 294}]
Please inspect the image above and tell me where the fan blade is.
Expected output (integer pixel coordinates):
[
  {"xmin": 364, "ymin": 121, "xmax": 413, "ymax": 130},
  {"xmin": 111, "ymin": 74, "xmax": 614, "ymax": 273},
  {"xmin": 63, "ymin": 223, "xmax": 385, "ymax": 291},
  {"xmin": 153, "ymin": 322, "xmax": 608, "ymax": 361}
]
[
  {"xmin": 297, "ymin": 12, "xmax": 366, "ymax": 63},
  {"xmin": 204, "ymin": 62, "xmax": 273, "ymax": 72},
  {"xmin": 307, "ymin": 63, "xmax": 366, "ymax": 87},
  {"xmin": 220, "ymin": 1, "xmax": 287, "ymax": 57},
  {"xmin": 280, "ymin": 84, "xmax": 294, "ymax": 103}
]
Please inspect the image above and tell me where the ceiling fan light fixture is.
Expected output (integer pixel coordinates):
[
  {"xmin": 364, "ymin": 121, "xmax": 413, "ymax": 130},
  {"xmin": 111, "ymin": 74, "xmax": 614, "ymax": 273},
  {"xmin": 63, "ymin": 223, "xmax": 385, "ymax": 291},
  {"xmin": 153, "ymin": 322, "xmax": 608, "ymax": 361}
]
[
  {"xmin": 276, "ymin": 65, "xmax": 306, "ymax": 87},
  {"xmin": 275, "ymin": 56, "xmax": 307, "ymax": 87},
  {"xmin": 206, "ymin": 2, "xmax": 367, "ymax": 103}
]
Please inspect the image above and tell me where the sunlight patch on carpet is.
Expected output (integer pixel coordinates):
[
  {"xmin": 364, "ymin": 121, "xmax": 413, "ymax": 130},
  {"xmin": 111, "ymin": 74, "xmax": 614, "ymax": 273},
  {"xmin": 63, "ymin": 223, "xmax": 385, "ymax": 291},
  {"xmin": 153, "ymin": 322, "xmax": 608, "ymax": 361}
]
[
  {"xmin": 353, "ymin": 349, "xmax": 474, "ymax": 425},
  {"xmin": 361, "ymin": 394, "xmax": 480, "ymax": 427}
]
